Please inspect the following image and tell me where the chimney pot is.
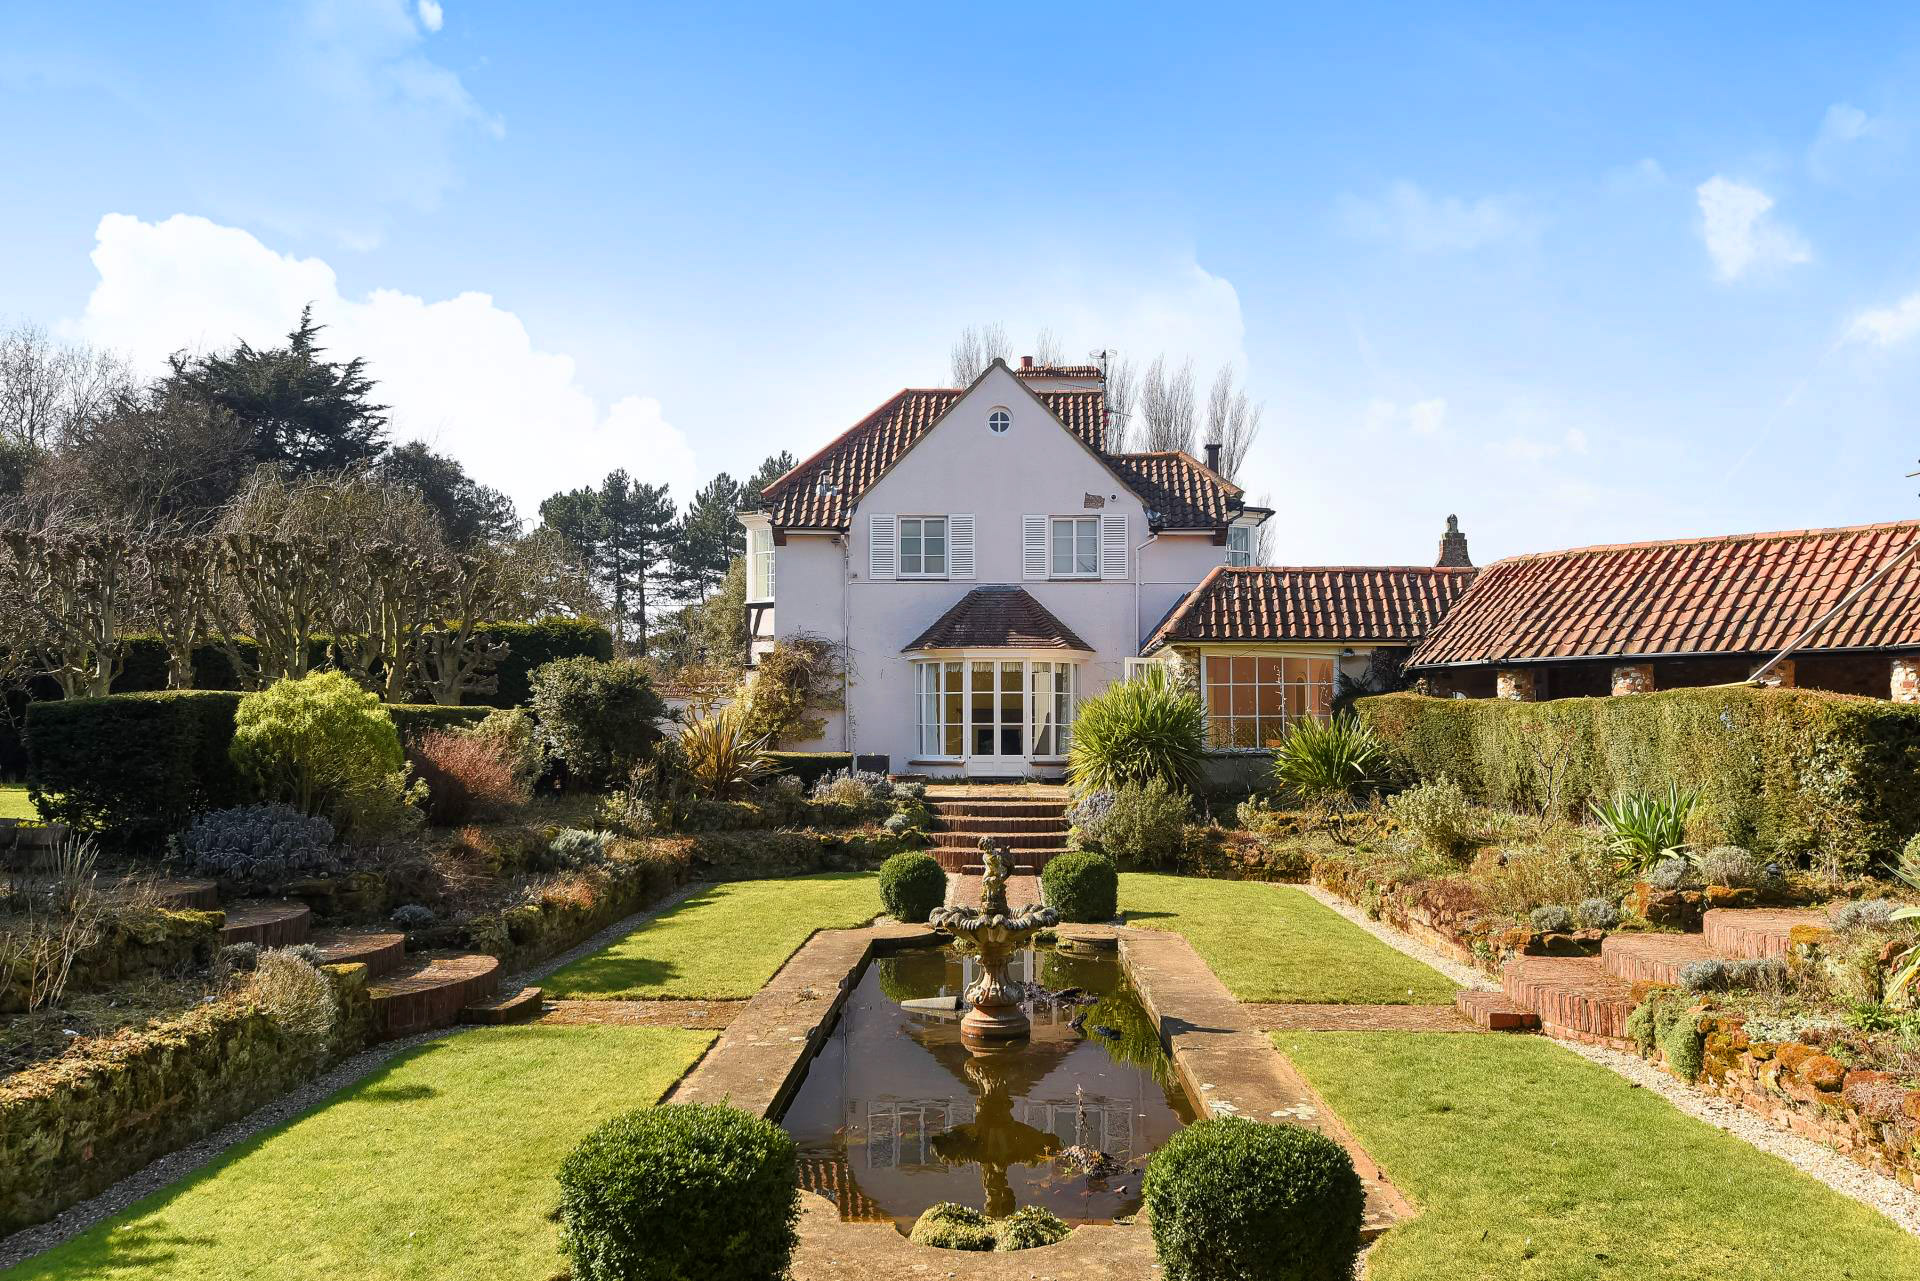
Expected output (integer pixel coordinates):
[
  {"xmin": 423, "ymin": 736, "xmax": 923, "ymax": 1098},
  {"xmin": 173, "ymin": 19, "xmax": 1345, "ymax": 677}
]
[
  {"xmin": 1204, "ymin": 442, "xmax": 1222, "ymax": 473},
  {"xmin": 1020, "ymin": 355, "xmax": 1033, "ymax": 370}
]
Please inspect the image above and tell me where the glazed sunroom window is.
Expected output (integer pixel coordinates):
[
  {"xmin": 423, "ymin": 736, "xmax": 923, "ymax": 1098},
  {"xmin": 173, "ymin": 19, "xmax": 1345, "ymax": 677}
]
[{"xmin": 1202, "ymin": 654, "xmax": 1334, "ymax": 748}]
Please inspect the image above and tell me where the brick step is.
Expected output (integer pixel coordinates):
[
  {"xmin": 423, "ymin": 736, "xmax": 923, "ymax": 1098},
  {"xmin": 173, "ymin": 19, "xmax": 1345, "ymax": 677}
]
[
  {"xmin": 1600, "ymin": 933, "xmax": 1721, "ymax": 986},
  {"xmin": 309, "ymin": 929, "xmax": 407, "ymax": 978},
  {"xmin": 933, "ymin": 816, "xmax": 1070, "ymax": 835},
  {"xmin": 462, "ymin": 986, "xmax": 544, "ymax": 1025},
  {"xmin": 931, "ymin": 839, "xmax": 1070, "ymax": 856},
  {"xmin": 147, "ymin": 878, "xmax": 221, "ymax": 910},
  {"xmin": 934, "ymin": 849, "xmax": 1066, "ymax": 873},
  {"xmin": 368, "ymin": 952, "xmax": 502, "ymax": 1040},
  {"xmin": 1702, "ymin": 908, "xmax": 1828, "ymax": 960},
  {"xmin": 219, "ymin": 899, "xmax": 312, "ymax": 948},
  {"xmin": 928, "ymin": 802, "xmax": 1069, "ymax": 820},
  {"xmin": 1502, "ymin": 955, "xmax": 1637, "ymax": 1046},
  {"xmin": 1455, "ymin": 989, "xmax": 1539, "ymax": 1032}
]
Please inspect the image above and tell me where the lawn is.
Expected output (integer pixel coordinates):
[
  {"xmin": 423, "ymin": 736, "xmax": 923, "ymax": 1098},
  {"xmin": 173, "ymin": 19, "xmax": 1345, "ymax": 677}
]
[
  {"xmin": 1119, "ymin": 873, "xmax": 1455, "ymax": 1003},
  {"xmin": 0, "ymin": 783, "xmax": 40, "ymax": 821},
  {"xmin": 542, "ymin": 871, "xmax": 880, "ymax": 999},
  {"xmin": 5, "ymin": 1025, "xmax": 714, "ymax": 1281},
  {"xmin": 1287, "ymin": 1031, "xmax": 1920, "ymax": 1281}
]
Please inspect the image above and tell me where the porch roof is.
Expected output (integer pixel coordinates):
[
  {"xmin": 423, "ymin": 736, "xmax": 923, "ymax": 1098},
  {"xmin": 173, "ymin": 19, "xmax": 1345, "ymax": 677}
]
[{"xmin": 903, "ymin": 586, "xmax": 1093, "ymax": 653}]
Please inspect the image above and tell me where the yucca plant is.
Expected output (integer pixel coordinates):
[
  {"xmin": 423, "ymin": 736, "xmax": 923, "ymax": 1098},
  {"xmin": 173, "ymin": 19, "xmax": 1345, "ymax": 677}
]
[
  {"xmin": 1589, "ymin": 782, "xmax": 1698, "ymax": 874},
  {"xmin": 1886, "ymin": 861, "xmax": 1920, "ymax": 1008},
  {"xmin": 1067, "ymin": 668, "xmax": 1207, "ymax": 794},
  {"xmin": 677, "ymin": 705, "xmax": 774, "ymax": 799},
  {"xmin": 1271, "ymin": 714, "xmax": 1383, "ymax": 807}
]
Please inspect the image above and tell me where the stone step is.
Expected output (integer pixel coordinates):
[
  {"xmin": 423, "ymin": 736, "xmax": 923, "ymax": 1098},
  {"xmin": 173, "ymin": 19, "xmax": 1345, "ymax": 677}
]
[
  {"xmin": 369, "ymin": 953, "xmax": 502, "ymax": 1039},
  {"xmin": 1702, "ymin": 907, "xmax": 1829, "ymax": 960},
  {"xmin": 1600, "ymin": 933, "xmax": 1720, "ymax": 986},
  {"xmin": 309, "ymin": 929, "xmax": 407, "ymax": 978},
  {"xmin": 1455, "ymin": 989, "xmax": 1540, "ymax": 1032},
  {"xmin": 933, "ymin": 815, "xmax": 1070, "ymax": 835},
  {"xmin": 1502, "ymin": 955, "xmax": 1637, "ymax": 1047},
  {"xmin": 219, "ymin": 899, "xmax": 312, "ymax": 948},
  {"xmin": 461, "ymin": 986, "xmax": 544, "ymax": 1025}
]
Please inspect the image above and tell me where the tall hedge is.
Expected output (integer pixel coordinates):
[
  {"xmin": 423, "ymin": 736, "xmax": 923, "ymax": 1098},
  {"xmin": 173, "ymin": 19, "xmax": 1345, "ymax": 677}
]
[
  {"xmin": 1356, "ymin": 687, "xmax": 1920, "ymax": 867},
  {"xmin": 27, "ymin": 692, "xmax": 485, "ymax": 844}
]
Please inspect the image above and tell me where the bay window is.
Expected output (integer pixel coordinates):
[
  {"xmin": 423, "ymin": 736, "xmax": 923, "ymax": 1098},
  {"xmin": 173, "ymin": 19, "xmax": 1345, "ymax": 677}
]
[
  {"xmin": 746, "ymin": 526, "xmax": 775, "ymax": 600},
  {"xmin": 1202, "ymin": 654, "xmax": 1334, "ymax": 749},
  {"xmin": 912, "ymin": 657, "xmax": 1077, "ymax": 759}
]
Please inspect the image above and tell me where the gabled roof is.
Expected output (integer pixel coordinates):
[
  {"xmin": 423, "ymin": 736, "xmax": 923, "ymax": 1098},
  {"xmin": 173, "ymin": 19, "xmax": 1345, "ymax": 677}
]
[
  {"xmin": 904, "ymin": 586, "xmax": 1093, "ymax": 652},
  {"xmin": 752, "ymin": 363, "xmax": 1244, "ymax": 533},
  {"xmin": 1406, "ymin": 519, "xmax": 1920, "ymax": 668},
  {"xmin": 1146, "ymin": 565, "xmax": 1476, "ymax": 652},
  {"xmin": 1108, "ymin": 451, "xmax": 1247, "ymax": 530}
]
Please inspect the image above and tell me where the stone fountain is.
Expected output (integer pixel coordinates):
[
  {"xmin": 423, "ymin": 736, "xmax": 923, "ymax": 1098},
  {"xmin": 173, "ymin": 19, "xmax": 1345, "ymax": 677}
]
[{"xmin": 927, "ymin": 838, "xmax": 1059, "ymax": 1047}]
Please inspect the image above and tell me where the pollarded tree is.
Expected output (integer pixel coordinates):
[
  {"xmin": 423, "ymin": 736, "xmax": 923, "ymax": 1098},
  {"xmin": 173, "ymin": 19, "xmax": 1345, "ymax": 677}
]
[
  {"xmin": 146, "ymin": 536, "xmax": 224, "ymax": 689},
  {"xmin": 418, "ymin": 552, "xmax": 514, "ymax": 706},
  {"xmin": 0, "ymin": 530, "xmax": 144, "ymax": 698},
  {"xmin": 214, "ymin": 532, "xmax": 336, "ymax": 687}
]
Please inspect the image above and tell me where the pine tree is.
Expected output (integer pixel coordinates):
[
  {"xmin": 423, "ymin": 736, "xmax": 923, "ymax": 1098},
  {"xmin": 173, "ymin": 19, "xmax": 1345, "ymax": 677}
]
[
  {"xmin": 743, "ymin": 451, "xmax": 795, "ymax": 506},
  {"xmin": 598, "ymin": 470, "xmax": 676, "ymax": 656},
  {"xmin": 170, "ymin": 306, "xmax": 388, "ymax": 473},
  {"xmin": 665, "ymin": 471, "xmax": 741, "ymax": 604}
]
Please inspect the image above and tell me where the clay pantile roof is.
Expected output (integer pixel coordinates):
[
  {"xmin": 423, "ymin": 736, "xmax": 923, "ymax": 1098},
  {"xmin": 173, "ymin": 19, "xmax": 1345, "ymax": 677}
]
[
  {"xmin": 1406, "ymin": 519, "xmax": 1920, "ymax": 668},
  {"xmin": 904, "ymin": 586, "xmax": 1093, "ymax": 652},
  {"xmin": 1107, "ymin": 451, "xmax": 1245, "ymax": 531},
  {"xmin": 1146, "ymin": 566, "xmax": 1477, "ymax": 652},
  {"xmin": 1014, "ymin": 363, "xmax": 1104, "ymax": 378},
  {"xmin": 756, "ymin": 387, "xmax": 1107, "ymax": 529}
]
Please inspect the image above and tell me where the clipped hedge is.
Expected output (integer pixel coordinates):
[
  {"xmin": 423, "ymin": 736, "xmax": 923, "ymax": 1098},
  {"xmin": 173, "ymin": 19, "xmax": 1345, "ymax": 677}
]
[
  {"xmin": 1357, "ymin": 687, "xmax": 1920, "ymax": 868},
  {"xmin": 0, "ymin": 965, "xmax": 370, "ymax": 1235},
  {"xmin": 26, "ymin": 692, "xmax": 487, "ymax": 843},
  {"xmin": 877, "ymin": 851, "xmax": 946, "ymax": 923},
  {"xmin": 1041, "ymin": 851, "xmax": 1118, "ymax": 922}
]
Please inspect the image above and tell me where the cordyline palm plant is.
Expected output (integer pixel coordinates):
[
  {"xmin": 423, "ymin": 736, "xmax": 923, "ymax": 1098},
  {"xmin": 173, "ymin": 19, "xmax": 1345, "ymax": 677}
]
[
  {"xmin": 677, "ymin": 704, "xmax": 774, "ymax": 800},
  {"xmin": 1887, "ymin": 862, "xmax": 1920, "ymax": 1008},
  {"xmin": 1589, "ymin": 783, "xmax": 1699, "ymax": 874},
  {"xmin": 1271, "ymin": 713, "xmax": 1384, "ymax": 808},
  {"xmin": 1067, "ymin": 668, "xmax": 1206, "ymax": 794}
]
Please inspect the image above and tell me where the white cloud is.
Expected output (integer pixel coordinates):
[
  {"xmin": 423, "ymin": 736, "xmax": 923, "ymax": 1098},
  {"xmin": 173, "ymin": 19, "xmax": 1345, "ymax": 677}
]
[
  {"xmin": 1338, "ymin": 182, "xmax": 1525, "ymax": 253},
  {"xmin": 1408, "ymin": 398, "xmax": 1447, "ymax": 436},
  {"xmin": 416, "ymin": 0, "xmax": 444, "ymax": 32},
  {"xmin": 1695, "ymin": 176, "xmax": 1810, "ymax": 281},
  {"xmin": 1047, "ymin": 259, "xmax": 1249, "ymax": 380},
  {"xmin": 1845, "ymin": 291, "xmax": 1920, "ymax": 346},
  {"xmin": 72, "ymin": 213, "xmax": 696, "ymax": 517},
  {"xmin": 1563, "ymin": 426, "xmax": 1589, "ymax": 455}
]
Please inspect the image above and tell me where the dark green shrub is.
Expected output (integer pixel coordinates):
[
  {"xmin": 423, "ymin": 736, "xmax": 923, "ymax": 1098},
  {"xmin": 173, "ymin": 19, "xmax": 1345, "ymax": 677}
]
[
  {"xmin": 1143, "ymin": 1117, "xmax": 1364, "ymax": 1281},
  {"xmin": 477, "ymin": 618, "xmax": 613, "ymax": 706},
  {"xmin": 763, "ymin": 751, "xmax": 853, "ymax": 786},
  {"xmin": 1041, "ymin": 851, "xmax": 1117, "ymax": 922},
  {"xmin": 878, "ymin": 851, "xmax": 946, "ymax": 923},
  {"xmin": 26, "ymin": 690, "xmax": 246, "ymax": 841},
  {"xmin": 1068, "ymin": 668, "xmax": 1206, "ymax": 793},
  {"xmin": 1357, "ymin": 687, "xmax": 1920, "ymax": 869},
  {"xmin": 557, "ymin": 1103, "xmax": 799, "ymax": 1281},
  {"xmin": 387, "ymin": 704, "xmax": 489, "ymax": 740},
  {"xmin": 529, "ymin": 657, "xmax": 667, "ymax": 789}
]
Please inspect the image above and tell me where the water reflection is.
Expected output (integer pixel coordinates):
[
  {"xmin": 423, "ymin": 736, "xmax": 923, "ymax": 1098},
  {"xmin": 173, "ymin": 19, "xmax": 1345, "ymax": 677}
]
[{"xmin": 779, "ymin": 945, "xmax": 1194, "ymax": 1230}]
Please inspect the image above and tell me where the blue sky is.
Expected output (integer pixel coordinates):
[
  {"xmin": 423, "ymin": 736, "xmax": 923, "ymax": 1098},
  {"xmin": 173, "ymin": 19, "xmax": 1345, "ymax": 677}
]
[{"xmin": 5, "ymin": 1, "xmax": 1920, "ymax": 563}]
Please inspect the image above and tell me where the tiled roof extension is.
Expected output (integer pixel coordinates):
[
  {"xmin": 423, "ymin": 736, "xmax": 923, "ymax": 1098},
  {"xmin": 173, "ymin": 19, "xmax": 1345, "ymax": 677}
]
[{"xmin": 1146, "ymin": 565, "xmax": 1476, "ymax": 651}]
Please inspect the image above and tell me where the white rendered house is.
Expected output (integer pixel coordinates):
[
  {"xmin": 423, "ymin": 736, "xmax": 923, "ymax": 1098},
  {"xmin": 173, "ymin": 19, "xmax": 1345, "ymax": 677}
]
[{"xmin": 741, "ymin": 358, "xmax": 1469, "ymax": 778}]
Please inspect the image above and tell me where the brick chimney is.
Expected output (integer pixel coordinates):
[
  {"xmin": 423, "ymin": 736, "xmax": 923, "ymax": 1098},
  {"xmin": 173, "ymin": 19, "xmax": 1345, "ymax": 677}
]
[
  {"xmin": 1020, "ymin": 355, "xmax": 1033, "ymax": 370},
  {"xmin": 1436, "ymin": 514, "xmax": 1472, "ymax": 567},
  {"xmin": 1203, "ymin": 441, "xmax": 1222, "ymax": 473}
]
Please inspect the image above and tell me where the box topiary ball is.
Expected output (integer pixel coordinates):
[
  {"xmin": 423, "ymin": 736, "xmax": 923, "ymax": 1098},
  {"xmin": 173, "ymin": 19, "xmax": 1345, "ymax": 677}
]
[
  {"xmin": 879, "ymin": 851, "xmax": 947, "ymax": 923},
  {"xmin": 908, "ymin": 1201, "xmax": 997, "ymax": 1250},
  {"xmin": 1143, "ymin": 1117, "xmax": 1363, "ymax": 1281},
  {"xmin": 557, "ymin": 1103, "xmax": 799, "ymax": 1281},
  {"xmin": 1040, "ymin": 851, "xmax": 1118, "ymax": 922}
]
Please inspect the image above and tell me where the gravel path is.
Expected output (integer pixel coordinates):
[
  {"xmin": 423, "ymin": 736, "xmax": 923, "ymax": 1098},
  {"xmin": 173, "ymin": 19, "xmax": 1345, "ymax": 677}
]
[
  {"xmin": 1296, "ymin": 882, "xmax": 1920, "ymax": 1237},
  {"xmin": 0, "ymin": 881, "xmax": 714, "ymax": 1270},
  {"xmin": 1294, "ymin": 882, "xmax": 1495, "ymax": 991}
]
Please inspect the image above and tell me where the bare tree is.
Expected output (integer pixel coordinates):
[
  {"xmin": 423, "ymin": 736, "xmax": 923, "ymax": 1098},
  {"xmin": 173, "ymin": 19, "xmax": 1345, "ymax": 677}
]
[
  {"xmin": 1031, "ymin": 327, "xmax": 1064, "ymax": 367},
  {"xmin": 1101, "ymin": 355, "xmax": 1138, "ymax": 453},
  {"xmin": 0, "ymin": 531, "xmax": 145, "ymax": 697},
  {"xmin": 0, "ymin": 324, "xmax": 133, "ymax": 451},
  {"xmin": 1204, "ymin": 366, "xmax": 1264, "ymax": 480},
  {"xmin": 30, "ymin": 381, "xmax": 253, "ymax": 531},
  {"xmin": 1138, "ymin": 356, "xmax": 1197, "ymax": 453},
  {"xmin": 146, "ymin": 537, "xmax": 224, "ymax": 689},
  {"xmin": 1251, "ymin": 495, "xmax": 1279, "ymax": 566},
  {"xmin": 949, "ymin": 323, "xmax": 1010, "ymax": 385}
]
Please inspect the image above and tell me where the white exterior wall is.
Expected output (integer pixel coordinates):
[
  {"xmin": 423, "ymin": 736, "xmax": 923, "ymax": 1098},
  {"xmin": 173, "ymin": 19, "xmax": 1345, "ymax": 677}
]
[{"xmin": 1139, "ymin": 533, "xmax": 1228, "ymax": 641}]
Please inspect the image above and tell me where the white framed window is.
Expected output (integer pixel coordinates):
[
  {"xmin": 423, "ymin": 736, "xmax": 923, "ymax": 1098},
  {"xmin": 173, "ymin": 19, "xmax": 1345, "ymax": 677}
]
[
  {"xmin": 912, "ymin": 657, "xmax": 1077, "ymax": 759},
  {"xmin": 1227, "ymin": 525, "xmax": 1252, "ymax": 568},
  {"xmin": 1122, "ymin": 657, "xmax": 1159, "ymax": 682},
  {"xmin": 899, "ymin": 516, "xmax": 948, "ymax": 578},
  {"xmin": 1051, "ymin": 516, "xmax": 1100, "ymax": 578},
  {"xmin": 1202, "ymin": 654, "xmax": 1334, "ymax": 749},
  {"xmin": 988, "ymin": 408, "xmax": 1011, "ymax": 434},
  {"xmin": 1029, "ymin": 660, "xmax": 1076, "ymax": 756},
  {"xmin": 746, "ymin": 526, "xmax": 775, "ymax": 601}
]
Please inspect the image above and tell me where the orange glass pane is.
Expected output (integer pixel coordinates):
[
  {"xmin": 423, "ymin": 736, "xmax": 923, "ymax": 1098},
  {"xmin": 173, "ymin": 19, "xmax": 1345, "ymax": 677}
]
[
  {"xmin": 1257, "ymin": 656, "xmax": 1282, "ymax": 684},
  {"xmin": 1259, "ymin": 718, "xmax": 1287, "ymax": 748},
  {"xmin": 1231, "ymin": 684, "xmax": 1256, "ymax": 716},
  {"xmin": 1258, "ymin": 681, "xmax": 1282, "ymax": 716},
  {"xmin": 1306, "ymin": 679, "xmax": 1333, "ymax": 718},
  {"xmin": 1231, "ymin": 656, "xmax": 1255, "ymax": 682},
  {"xmin": 1208, "ymin": 716, "xmax": 1230, "ymax": 746},
  {"xmin": 1285, "ymin": 683, "xmax": 1305, "ymax": 720},
  {"xmin": 1306, "ymin": 657, "xmax": 1333, "ymax": 683}
]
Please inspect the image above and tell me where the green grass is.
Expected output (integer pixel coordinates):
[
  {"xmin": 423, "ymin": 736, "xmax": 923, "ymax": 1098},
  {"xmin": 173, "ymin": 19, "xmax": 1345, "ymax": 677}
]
[
  {"xmin": 4, "ymin": 1025, "xmax": 714, "ymax": 1281},
  {"xmin": 542, "ymin": 871, "xmax": 880, "ymax": 999},
  {"xmin": 0, "ymin": 783, "xmax": 40, "ymax": 821},
  {"xmin": 1286, "ymin": 1031, "xmax": 1920, "ymax": 1281},
  {"xmin": 1119, "ymin": 873, "xmax": 1455, "ymax": 1003}
]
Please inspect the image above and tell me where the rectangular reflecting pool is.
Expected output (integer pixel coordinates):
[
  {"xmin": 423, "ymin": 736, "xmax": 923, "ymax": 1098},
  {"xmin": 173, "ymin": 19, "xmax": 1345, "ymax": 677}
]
[{"xmin": 779, "ymin": 943, "xmax": 1195, "ymax": 1231}]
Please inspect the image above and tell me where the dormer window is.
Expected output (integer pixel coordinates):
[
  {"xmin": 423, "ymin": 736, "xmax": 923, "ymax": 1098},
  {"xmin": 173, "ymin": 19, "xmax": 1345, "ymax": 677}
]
[
  {"xmin": 987, "ymin": 408, "xmax": 1011, "ymax": 434},
  {"xmin": 1228, "ymin": 525, "xmax": 1252, "ymax": 567}
]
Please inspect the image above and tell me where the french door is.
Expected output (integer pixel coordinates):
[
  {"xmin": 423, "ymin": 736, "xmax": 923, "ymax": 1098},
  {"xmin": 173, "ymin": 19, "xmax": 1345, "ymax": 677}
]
[{"xmin": 914, "ymin": 658, "xmax": 1076, "ymax": 772}]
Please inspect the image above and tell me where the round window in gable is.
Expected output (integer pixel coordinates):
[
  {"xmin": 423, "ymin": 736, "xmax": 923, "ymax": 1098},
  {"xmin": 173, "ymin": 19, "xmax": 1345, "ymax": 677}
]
[{"xmin": 988, "ymin": 408, "xmax": 1011, "ymax": 434}]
